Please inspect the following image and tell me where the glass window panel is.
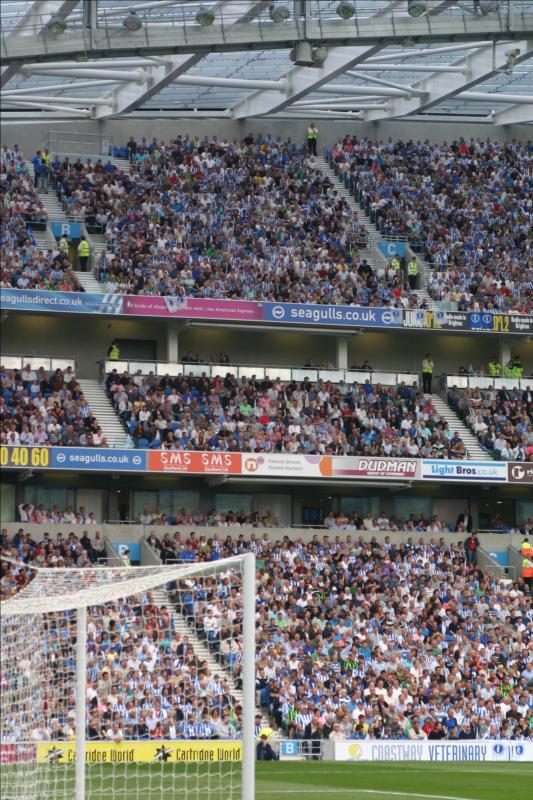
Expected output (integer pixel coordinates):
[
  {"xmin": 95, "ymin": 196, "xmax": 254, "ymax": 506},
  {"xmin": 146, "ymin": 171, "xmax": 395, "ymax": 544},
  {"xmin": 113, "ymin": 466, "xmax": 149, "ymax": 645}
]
[
  {"xmin": 23, "ymin": 357, "xmax": 50, "ymax": 371},
  {"xmin": 1, "ymin": 356, "xmax": 22, "ymax": 370},
  {"xmin": 264, "ymin": 368, "xmax": 292, "ymax": 382},
  {"xmin": 0, "ymin": 484, "xmax": 15, "ymax": 521},
  {"xmin": 156, "ymin": 363, "xmax": 183, "ymax": 376},
  {"xmin": 132, "ymin": 491, "xmax": 158, "ymax": 522},
  {"xmin": 393, "ymin": 496, "xmax": 431, "ymax": 522},
  {"xmin": 158, "ymin": 490, "xmax": 200, "ymax": 517},
  {"xmin": 292, "ymin": 369, "xmax": 317, "ymax": 381},
  {"xmin": 130, "ymin": 362, "xmax": 156, "ymax": 375},
  {"xmin": 214, "ymin": 493, "xmax": 253, "ymax": 517},
  {"xmin": 51, "ymin": 358, "xmax": 76, "ymax": 372},
  {"xmin": 340, "ymin": 496, "xmax": 372, "ymax": 515},
  {"xmin": 22, "ymin": 486, "xmax": 74, "ymax": 512},
  {"xmin": 516, "ymin": 502, "xmax": 533, "ymax": 526}
]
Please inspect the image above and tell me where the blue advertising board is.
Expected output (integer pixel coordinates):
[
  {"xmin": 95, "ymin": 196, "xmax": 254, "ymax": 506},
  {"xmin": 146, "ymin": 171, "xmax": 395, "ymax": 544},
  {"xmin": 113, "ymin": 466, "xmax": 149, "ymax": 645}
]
[
  {"xmin": 0, "ymin": 446, "xmax": 146, "ymax": 472},
  {"xmin": 50, "ymin": 447, "xmax": 146, "ymax": 471},
  {"xmin": 1, "ymin": 288, "xmax": 532, "ymax": 335},
  {"xmin": 378, "ymin": 240, "xmax": 406, "ymax": 259},
  {"xmin": 113, "ymin": 542, "xmax": 141, "ymax": 562},
  {"xmin": 50, "ymin": 220, "xmax": 81, "ymax": 239},
  {"xmin": 468, "ymin": 312, "xmax": 498, "ymax": 332},
  {"xmin": 263, "ymin": 302, "xmax": 404, "ymax": 328},
  {"xmin": 0, "ymin": 289, "xmax": 123, "ymax": 315}
]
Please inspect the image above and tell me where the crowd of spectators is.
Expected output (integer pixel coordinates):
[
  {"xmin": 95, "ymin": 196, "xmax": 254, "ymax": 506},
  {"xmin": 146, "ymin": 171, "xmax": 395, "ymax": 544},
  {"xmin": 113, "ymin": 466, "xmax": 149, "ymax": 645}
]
[
  {"xmin": 107, "ymin": 368, "xmax": 468, "ymax": 458},
  {"xmin": 169, "ymin": 531, "xmax": 532, "ymax": 743},
  {"xmin": 448, "ymin": 384, "xmax": 533, "ymax": 461},
  {"xmin": 140, "ymin": 507, "xmax": 283, "ymax": 530},
  {"xmin": 1, "ymin": 146, "xmax": 81, "ymax": 291},
  {"xmin": 0, "ymin": 532, "xmax": 244, "ymax": 742},
  {"xmin": 44, "ymin": 132, "xmax": 426, "ymax": 309},
  {"xmin": 1, "ymin": 363, "xmax": 107, "ymax": 448},
  {"xmin": 0, "ymin": 527, "xmax": 106, "ymax": 597},
  {"xmin": 2, "ymin": 526, "xmax": 531, "ymax": 742},
  {"xmin": 330, "ymin": 136, "xmax": 532, "ymax": 314},
  {"xmin": 17, "ymin": 502, "xmax": 99, "ymax": 525}
]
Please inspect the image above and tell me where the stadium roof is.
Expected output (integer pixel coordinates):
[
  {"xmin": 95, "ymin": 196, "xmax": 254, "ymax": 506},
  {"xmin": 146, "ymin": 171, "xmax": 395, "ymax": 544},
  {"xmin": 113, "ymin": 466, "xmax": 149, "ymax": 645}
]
[{"xmin": 1, "ymin": 0, "xmax": 532, "ymax": 125}]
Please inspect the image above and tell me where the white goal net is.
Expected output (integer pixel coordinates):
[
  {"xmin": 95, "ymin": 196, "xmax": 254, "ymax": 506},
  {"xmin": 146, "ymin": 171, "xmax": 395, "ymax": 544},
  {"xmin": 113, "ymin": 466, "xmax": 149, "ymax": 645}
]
[{"xmin": 0, "ymin": 555, "xmax": 255, "ymax": 800}]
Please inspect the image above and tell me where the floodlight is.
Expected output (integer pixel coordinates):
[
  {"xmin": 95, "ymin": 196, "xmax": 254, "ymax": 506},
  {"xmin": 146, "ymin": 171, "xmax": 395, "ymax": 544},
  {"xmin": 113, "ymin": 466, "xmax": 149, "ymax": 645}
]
[
  {"xmin": 122, "ymin": 9, "xmax": 142, "ymax": 31},
  {"xmin": 336, "ymin": 1, "xmax": 356, "ymax": 19},
  {"xmin": 195, "ymin": 5, "xmax": 215, "ymax": 26},
  {"xmin": 407, "ymin": 0, "xmax": 427, "ymax": 16},
  {"xmin": 269, "ymin": 3, "xmax": 290, "ymax": 23},
  {"xmin": 45, "ymin": 15, "xmax": 66, "ymax": 34}
]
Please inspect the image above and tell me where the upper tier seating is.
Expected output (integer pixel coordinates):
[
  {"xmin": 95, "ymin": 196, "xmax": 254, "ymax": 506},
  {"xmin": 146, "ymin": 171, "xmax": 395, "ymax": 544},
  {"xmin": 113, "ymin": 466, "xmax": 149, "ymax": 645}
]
[
  {"xmin": 330, "ymin": 136, "xmax": 532, "ymax": 314},
  {"xmin": 51, "ymin": 135, "xmax": 422, "ymax": 308}
]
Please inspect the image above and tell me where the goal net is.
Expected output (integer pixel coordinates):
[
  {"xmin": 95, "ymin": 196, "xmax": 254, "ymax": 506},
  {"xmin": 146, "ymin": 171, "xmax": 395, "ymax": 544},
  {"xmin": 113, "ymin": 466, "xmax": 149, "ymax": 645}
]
[{"xmin": 0, "ymin": 555, "xmax": 255, "ymax": 800}]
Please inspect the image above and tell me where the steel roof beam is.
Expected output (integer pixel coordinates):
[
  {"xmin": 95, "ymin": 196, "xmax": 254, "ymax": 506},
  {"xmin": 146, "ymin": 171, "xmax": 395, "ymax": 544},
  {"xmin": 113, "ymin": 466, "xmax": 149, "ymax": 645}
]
[
  {"xmin": 1, "ymin": 0, "xmax": 80, "ymax": 87},
  {"xmin": 94, "ymin": 0, "xmax": 269, "ymax": 119},
  {"xmin": 492, "ymin": 102, "xmax": 533, "ymax": 124},
  {"xmin": 364, "ymin": 41, "xmax": 533, "ymax": 120}
]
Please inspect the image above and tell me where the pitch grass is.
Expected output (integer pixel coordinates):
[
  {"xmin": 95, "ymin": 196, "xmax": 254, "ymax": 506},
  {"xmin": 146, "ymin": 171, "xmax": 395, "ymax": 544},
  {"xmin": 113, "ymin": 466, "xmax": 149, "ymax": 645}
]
[
  {"xmin": 3, "ymin": 761, "xmax": 532, "ymax": 800},
  {"xmin": 256, "ymin": 761, "xmax": 533, "ymax": 800}
]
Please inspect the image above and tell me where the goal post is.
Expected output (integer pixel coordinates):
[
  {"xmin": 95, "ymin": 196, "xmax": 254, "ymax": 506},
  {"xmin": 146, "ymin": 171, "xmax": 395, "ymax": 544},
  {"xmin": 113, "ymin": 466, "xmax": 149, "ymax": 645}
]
[{"xmin": 0, "ymin": 554, "xmax": 256, "ymax": 800}]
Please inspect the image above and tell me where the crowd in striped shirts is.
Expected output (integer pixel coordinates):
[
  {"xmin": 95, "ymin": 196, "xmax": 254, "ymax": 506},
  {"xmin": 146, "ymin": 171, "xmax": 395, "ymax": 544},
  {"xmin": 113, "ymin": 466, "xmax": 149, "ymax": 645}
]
[{"xmin": 330, "ymin": 136, "xmax": 532, "ymax": 314}]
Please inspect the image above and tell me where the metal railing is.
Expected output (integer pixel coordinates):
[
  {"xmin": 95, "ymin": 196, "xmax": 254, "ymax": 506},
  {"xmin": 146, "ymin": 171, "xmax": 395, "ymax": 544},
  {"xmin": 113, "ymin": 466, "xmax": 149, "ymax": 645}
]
[{"xmin": 45, "ymin": 131, "xmax": 112, "ymax": 158}]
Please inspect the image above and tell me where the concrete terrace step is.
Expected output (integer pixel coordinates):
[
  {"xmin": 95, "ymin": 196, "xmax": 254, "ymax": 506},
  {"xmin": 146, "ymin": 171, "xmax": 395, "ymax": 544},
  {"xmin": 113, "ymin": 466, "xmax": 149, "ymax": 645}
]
[
  {"xmin": 77, "ymin": 378, "xmax": 129, "ymax": 448},
  {"xmin": 315, "ymin": 155, "xmax": 433, "ymax": 301},
  {"xmin": 75, "ymin": 271, "xmax": 102, "ymax": 294},
  {"xmin": 429, "ymin": 394, "xmax": 491, "ymax": 461},
  {"xmin": 150, "ymin": 587, "xmax": 269, "ymax": 727}
]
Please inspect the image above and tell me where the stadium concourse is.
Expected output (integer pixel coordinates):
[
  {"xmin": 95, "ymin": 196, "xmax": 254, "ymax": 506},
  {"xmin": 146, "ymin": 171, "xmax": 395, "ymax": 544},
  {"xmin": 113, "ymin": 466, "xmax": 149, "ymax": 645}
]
[{"xmin": 1, "ymin": 1, "xmax": 533, "ymax": 799}]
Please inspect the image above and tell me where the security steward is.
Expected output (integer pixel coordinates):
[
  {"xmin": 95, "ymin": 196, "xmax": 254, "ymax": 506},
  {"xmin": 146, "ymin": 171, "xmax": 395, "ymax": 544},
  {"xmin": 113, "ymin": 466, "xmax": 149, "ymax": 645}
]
[
  {"xmin": 77, "ymin": 235, "xmax": 90, "ymax": 271},
  {"xmin": 107, "ymin": 340, "xmax": 120, "ymax": 361},
  {"xmin": 407, "ymin": 258, "xmax": 418, "ymax": 290},
  {"xmin": 422, "ymin": 353, "xmax": 434, "ymax": 393},
  {"xmin": 307, "ymin": 122, "xmax": 318, "ymax": 157},
  {"xmin": 487, "ymin": 356, "xmax": 501, "ymax": 378}
]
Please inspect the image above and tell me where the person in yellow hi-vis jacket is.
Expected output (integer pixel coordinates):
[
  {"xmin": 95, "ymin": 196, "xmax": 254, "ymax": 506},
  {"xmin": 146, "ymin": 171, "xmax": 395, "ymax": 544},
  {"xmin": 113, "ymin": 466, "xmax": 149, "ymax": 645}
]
[
  {"xmin": 59, "ymin": 235, "xmax": 70, "ymax": 259},
  {"xmin": 307, "ymin": 122, "xmax": 318, "ymax": 157},
  {"xmin": 422, "ymin": 353, "xmax": 434, "ymax": 393},
  {"xmin": 77, "ymin": 236, "xmax": 90, "ymax": 271},
  {"xmin": 407, "ymin": 258, "xmax": 418, "ymax": 290}
]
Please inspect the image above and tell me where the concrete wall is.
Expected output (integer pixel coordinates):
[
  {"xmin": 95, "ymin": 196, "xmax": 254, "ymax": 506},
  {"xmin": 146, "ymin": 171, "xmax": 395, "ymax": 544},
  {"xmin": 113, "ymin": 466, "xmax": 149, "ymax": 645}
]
[
  {"xmin": 3, "ymin": 314, "xmax": 532, "ymax": 379},
  {"xmin": 0, "ymin": 314, "xmax": 168, "ymax": 376},
  {"xmin": 0, "ymin": 521, "xmax": 518, "ymax": 553},
  {"xmin": 2, "ymin": 118, "xmax": 531, "ymax": 158}
]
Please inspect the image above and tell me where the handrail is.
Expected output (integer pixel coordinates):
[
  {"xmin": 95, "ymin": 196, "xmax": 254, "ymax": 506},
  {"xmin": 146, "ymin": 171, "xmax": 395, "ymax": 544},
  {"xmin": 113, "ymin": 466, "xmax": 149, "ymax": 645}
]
[
  {"xmin": 446, "ymin": 374, "xmax": 532, "ymax": 390},
  {"xmin": 1, "ymin": 354, "xmax": 76, "ymax": 372},
  {"xmin": 103, "ymin": 359, "xmax": 419, "ymax": 387}
]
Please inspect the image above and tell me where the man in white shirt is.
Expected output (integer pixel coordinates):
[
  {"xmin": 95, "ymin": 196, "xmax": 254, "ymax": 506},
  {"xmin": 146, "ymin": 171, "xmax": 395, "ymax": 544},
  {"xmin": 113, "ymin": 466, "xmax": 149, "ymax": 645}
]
[{"xmin": 18, "ymin": 503, "xmax": 34, "ymax": 522}]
